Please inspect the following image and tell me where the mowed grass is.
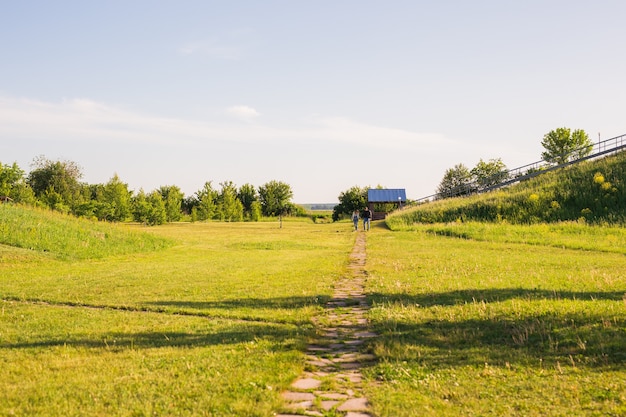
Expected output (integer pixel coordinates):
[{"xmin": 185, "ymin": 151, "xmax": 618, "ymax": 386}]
[
  {"xmin": 363, "ymin": 222, "xmax": 626, "ymax": 416},
  {"xmin": 0, "ymin": 217, "xmax": 355, "ymax": 416},
  {"xmin": 4, "ymin": 205, "xmax": 626, "ymax": 416}
]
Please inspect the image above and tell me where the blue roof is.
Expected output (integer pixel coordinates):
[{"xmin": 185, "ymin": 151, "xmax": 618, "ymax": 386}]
[{"xmin": 367, "ymin": 189, "xmax": 407, "ymax": 202}]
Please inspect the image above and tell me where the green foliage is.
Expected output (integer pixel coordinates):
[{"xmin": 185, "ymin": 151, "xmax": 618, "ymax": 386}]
[
  {"xmin": 238, "ymin": 183, "xmax": 258, "ymax": 219},
  {"xmin": 27, "ymin": 156, "xmax": 83, "ymax": 212},
  {"xmin": 437, "ymin": 163, "xmax": 473, "ymax": 197},
  {"xmin": 0, "ymin": 162, "xmax": 23, "ymax": 196},
  {"xmin": 9, "ymin": 155, "xmax": 297, "ymax": 224},
  {"xmin": 217, "ymin": 181, "xmax": 244, "ymax": 221},
  {"xmin": 0, "ymin": 162, "xmax": 36, "ymax": 203},
  {"xmin": 471, "ymin": 158, "xmax": 509, "ymax": 188},
  {"xmin": 258, "ymin": 180, "xmax": 293, "ymax": 217},
  {"xmin": 194, "ymin": 181, "xmax": 217, "ymax": 221},
  {"xmin": 250, "ymin": 200, "xmax": 262, "ymax": 221},
  {"xmin": 389, "ymin": 151, "xmax": 626, "ymax": 226},
  {"xmin": 102, "ymin": 174, "xmax": 132, "ymax": 221},
  {"xmin": 75, "ymin": 174, "xmax": 133, "ymax": 221},
  {"xmin": 159, "ymin": 185, "xmax": 184, "ymax": 222},
  {"xmin": 541, "ymin": 127, "xmax": 593, "ymax": 165},
  {"xmin": 131, "ymin": 189, "xmax": 167, "ymax": 225},
  {"xmin": 332, "ymin": 185, "xmax": 368, "ymax": 221},
  {"xmin": 437, "ymin": 159, "xmax": 510, "ymax": 199}
]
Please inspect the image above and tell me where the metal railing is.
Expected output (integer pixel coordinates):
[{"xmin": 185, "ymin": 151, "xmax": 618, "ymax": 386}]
[{"xmin": 412, "ymin": 133, "xmax": 626, "ymax": 205}]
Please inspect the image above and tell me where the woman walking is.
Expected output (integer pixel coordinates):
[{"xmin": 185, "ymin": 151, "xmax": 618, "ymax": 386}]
[{"xmin": 351, "ymin": 210, "xmax": 360, "ymax": 231}]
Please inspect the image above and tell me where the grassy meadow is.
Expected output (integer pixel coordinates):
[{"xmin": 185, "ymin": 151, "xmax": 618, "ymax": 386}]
[
  {"xmin": 2, "ymin": 197, "xmax": 626, "ymax": 416},
  {"xmin": 364, "ymin": 222, "xmax": 626, "ymax": 416},
  {"xmin": 0, "ymin": 205, "xmax": 354, "ymax": 416}
]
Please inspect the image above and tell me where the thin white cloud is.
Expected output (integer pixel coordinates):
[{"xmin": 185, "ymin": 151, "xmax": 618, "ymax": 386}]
[
  {"xmin": 226, "ymin": 105, "xmax": 260, "ymax": 121},
  {"xmin": 313, "ymin": 117, "xmax": 451, "ymax": 149},
  {"xmin": 0, "ymin": 95, "xmax": 459, "ymax": 153}
]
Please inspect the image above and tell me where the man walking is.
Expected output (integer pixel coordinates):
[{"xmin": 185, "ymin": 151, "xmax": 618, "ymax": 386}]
[{"xmin": 362, "ymin": 206, "xmax": 371, "ymax": 231}]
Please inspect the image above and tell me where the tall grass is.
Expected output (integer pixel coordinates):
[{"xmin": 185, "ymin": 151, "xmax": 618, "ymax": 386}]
[
  {"xmin": 389, "ymin": 151, "xmax": 626, "ymax": 226},
  {"xmin": 391, "ymin": 221, "xmax": 626, "ymax": 255},
  {"xmin": 0, "ymin": 204, "xmax": 172, "ymax": 260}
]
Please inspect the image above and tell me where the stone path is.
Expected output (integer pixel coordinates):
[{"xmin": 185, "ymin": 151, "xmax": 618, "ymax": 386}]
[{"xmin": 277, "ymin": 232, "xmax": 376, "ymax": 417}]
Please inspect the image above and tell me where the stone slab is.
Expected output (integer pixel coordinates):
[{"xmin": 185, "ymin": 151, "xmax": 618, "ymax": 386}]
[
  {"xmin": 338, "ymin": 397, "xmax": 369, "ymax": 411},
  {"xmin": 291, "ymin": 377, "xmax": 322, "ymax": 390}
]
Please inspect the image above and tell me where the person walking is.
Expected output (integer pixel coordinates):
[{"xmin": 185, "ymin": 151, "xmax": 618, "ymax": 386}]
[
  {"xmin": 362, "ymin": 206, "xmax": 371, "ymax": 231},
  {"xmin": 351, "ymin": 210, "xmax": 360, "ymax": 231}
]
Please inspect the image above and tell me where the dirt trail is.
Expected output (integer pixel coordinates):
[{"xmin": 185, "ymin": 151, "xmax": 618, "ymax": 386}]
[{"xmin": 277, "ymin": 232, "xmax": 375, "ymax": 417}]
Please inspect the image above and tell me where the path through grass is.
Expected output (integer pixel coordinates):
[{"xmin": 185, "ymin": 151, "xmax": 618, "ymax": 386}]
[{"xmin": 3, "ymin": 210, "xmax": 626, "ymax": 416}]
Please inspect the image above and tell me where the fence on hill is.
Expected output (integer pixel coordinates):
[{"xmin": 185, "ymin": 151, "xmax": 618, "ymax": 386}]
[{"xmin": 412, "ymin": 133, "xmax": 626, "ymax": 205}]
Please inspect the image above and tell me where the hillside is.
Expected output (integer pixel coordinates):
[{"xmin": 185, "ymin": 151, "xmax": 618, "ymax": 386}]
[
  {"xmin": 388, "ymin": 151, "xmax": 626, "ymax": 227},
  {"xmin": 0, "ymin": 204, "xmax": 172, "ymax": 260}
]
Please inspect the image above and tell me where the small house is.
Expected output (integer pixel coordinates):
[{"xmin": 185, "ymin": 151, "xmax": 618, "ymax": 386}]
[{"xmin": 367, "ymin": 189, "xmax": 406, "ymax": 220}]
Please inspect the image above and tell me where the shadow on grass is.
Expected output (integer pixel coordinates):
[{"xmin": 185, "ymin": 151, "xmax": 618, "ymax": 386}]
[
  {"xmin": 370, "ymin": 287, "xmax": 626, "ymax": 307},
  {"xmin": 1, "ymin": 320, "xmax": 304, "ymax": 351},
  {"xmin": 0, "ymin": 295, "xmax": 330, "ymax": 352},
  {"xmin": 146, "ymin": 295, "xmax": 331, "ymax": 312},
  {"xmin": 369, "ymin": 289, "xmax": 626, "ymax": 369}
]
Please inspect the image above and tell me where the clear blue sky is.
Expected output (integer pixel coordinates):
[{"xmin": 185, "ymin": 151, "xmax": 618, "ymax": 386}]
[{"xmin": 2, "ymin": 1, "xmax": 625, "ymax": 203}]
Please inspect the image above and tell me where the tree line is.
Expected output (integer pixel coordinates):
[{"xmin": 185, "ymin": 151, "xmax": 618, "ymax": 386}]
[
  {"xmin": 436, "ymin": 127, "xmax": 594, "ymax": 198},
  {"xmin": 0, "ymin": 155, "xmax": 299, "ymax": 225}
]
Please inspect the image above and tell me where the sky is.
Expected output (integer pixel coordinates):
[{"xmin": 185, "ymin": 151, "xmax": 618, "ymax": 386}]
[{"xmin": 1, "ymin": 1, "xmax": 625, "ymax": 203}]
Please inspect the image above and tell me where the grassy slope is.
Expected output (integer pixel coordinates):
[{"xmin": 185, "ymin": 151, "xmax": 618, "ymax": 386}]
[
  {"xmin": 0, "ymin": 204, "xmax": 172, "ymax": 260},
  {"xmin": 388, "ymin": 151, "xmax": 626, "ymax": 227}
]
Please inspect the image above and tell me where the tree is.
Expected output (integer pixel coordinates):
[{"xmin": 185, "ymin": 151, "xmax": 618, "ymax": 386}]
[
  {"xmin": 132, "ymin": 189, "xmax": 166, "ymax": 225},
  {"xmin": 195, "ymin": 181, "xmax": 217, "ymax": 221},
  {"xmin": 27, "ymin": 156, "xmax": 83, "ymax": 211},
  {"xmin": 102, "ymin": 174, "xmax": 132, "ymax": 221},
  {"xmin": 332, "ymin": 186, "xmax": 368, "ymax": 221},
  {"xmin": 217, "ymin": 181, "xmax": 243, "ymax": 222},
  {"xmin": 541, "ymin": 127, "xmax": 592, "ymax": 165},
  {"xmin": 437, "ymin": 163, "xmax": 472, "ymax": 197},
  {"xmin": 0, "ymin": 161, "xmax": 35, "ymax": 203},
  {"xmin": 159, "ymin": 185, "xmax": 184, "ymax": 222},
  {"xmin": 249, "ymin": 200, "xmax": 262, "ymax": 222},
  {"xmin": 237, "ymin": 183, "xmax": 258, "ymax": 219},
  {"xmin": 0, "ymin": 162, "xmax": 23, "ymax": 197},
  {"xmin": 258, "ymin": 180, "xmax": 293, "ymax": 227},
  {"xmin": 471, "ymin": 158, "xmax": 508, "ymax": 189},
  {"xmin": 147, "ymin": 191, "xmax": 167, "ymax": 225},
  {"xmin": 74, "ymin": 183, "xmax": 106, "ymax": 219}
]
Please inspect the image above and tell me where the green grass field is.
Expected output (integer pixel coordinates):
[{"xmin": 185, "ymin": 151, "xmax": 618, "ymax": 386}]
[
  {"xmin": 2, "ymin": 205, "xmax": 626, "ymax": 416},
  {"xmin": 364, "ymin": 222, "xmax": 626, "ymax": 416},
  {"xmin": 1, "ymin": 208, "xmax": 354, "ymax": 416}
]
